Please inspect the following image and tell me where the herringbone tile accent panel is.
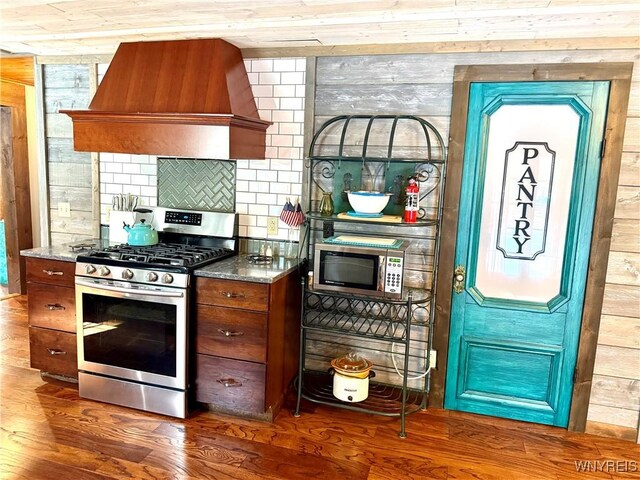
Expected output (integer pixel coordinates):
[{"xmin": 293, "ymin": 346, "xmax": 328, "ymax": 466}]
[{"xmin": 158, "ymin": 158, "xmax": 236, "ymax": 212}]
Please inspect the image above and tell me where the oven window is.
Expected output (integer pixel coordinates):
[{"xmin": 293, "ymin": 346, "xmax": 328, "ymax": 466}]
[
  {"xmin": 81, "ymin": 294, "xmax": 177, "ymax": 377},
  {"xmin": 321, "ymin": 251, "xmax": 377, "ymax": 289}
]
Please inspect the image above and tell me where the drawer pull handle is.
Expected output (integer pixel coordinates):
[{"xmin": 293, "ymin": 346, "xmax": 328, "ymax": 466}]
[
  {"xmin": 221, "ymin": 291, "xmax": 245, "ymax": 299},
  {"xmin": 217, "ymin": 378, "xmax": 242, "ymax": 388},
  {"xmin": 43, "ymin": 270, "xmax": 64, "ymax": 276},
  {"xmin": 217, "ymin": 328, "xmax": 244, "ymax": 337},
  {"xmin": 45, "ymin": 303, "xmax": 66, "ymax": 311},
  {"xmin": 47, "ymin": 348, "xmax": 66, "ymax": 356}
]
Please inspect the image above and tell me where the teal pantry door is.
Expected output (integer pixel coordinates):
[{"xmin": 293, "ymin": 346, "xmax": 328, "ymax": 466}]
[{"xmin": 444, "ymin": 81, "xmax": 609, "ymax": 426}]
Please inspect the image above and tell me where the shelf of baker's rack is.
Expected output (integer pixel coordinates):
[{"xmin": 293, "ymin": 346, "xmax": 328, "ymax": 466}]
[
  {"xmin": 303, "ymin": 288, "xmax": 432, "ymax": 343},
  {"xmin": 297, "ymin": 371, "xmax": 426, "ymax": 417},
  {"xmin": 305, "ymin": 211, "xmax": 439, "ymax": 227}
]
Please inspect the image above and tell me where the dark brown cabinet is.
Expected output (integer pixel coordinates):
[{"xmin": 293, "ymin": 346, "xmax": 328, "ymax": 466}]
[
  {"xmin": 196, "ymin": 304, "xmax": 268, "ymax": 363},
  {"xmin": 29, "ymin": 328, "xmax": 78, "ymax": 378},
  {"xmin": 25, "ymin": 257, "xmax": 77, "ymax": 380},
  {"xmin": 194, "ymin": 270, "xmax": 300, "ymax": 420},
  {"xmin": 195, "ymin": 355, "xmax": 266, "ymax": 414}
]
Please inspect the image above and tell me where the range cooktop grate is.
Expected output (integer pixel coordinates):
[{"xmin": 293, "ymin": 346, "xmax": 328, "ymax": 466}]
[{"xmin": 79, "ymin": 243, "xmax": 235, "ymax": 269}]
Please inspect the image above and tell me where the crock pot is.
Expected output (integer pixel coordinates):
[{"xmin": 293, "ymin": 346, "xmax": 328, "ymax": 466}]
[{"xmin": 330, "ymin": 352, "xmax": 375, "ymax": 402}]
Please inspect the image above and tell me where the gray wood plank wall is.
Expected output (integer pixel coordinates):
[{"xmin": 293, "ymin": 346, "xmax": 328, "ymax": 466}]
[
  {"xmin": 311, "ymin": 48, "xmax": 640, "ymax": 439},
  {"xmin": 42, "ymin": 64, "xmax": 93, "ymax": 244}
]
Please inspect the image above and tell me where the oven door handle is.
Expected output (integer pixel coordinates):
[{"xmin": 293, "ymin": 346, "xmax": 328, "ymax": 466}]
[{"xmin": 75, "ymin": 278, "xmax": 185, "ymax": 298}]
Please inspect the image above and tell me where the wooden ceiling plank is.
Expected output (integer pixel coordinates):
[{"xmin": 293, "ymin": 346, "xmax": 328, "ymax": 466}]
[
  {"xmin": 30, "ymin": 36, "xmax": 640, "ymax": 64},
  {"xmin": 1, "ymin": 1, "xmax": 638, "ymax": 56}
]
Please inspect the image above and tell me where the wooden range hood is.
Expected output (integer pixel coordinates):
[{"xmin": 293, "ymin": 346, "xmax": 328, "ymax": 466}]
[{"xmin": 62, "ymin": 38, "xmax": 271, "ymax": 159}]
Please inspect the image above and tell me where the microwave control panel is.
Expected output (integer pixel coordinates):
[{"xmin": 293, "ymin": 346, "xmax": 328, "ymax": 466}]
[{"xmin": 384, "ymin": 256, "xmax": 404, "ymax": 295}]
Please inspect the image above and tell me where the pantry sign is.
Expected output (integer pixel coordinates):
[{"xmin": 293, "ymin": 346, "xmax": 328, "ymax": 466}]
[{"xmin": 496, "ymin": 141, "xmax": 555, "ymax": 260}]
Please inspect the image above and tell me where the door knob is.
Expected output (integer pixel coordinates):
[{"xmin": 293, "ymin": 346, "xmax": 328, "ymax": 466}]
[{"xmin": 453, "ymin": 265, "xmax": 466, "ymax": 294}]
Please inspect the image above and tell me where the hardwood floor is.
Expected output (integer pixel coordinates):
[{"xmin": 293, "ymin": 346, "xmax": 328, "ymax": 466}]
[
  {"xmin": 0, "ymin": 285, "xmax": 12, "ymax": 300},
  {"xmin": 1, "ymin": 295, "xmax": 638, "ymax": 479}
]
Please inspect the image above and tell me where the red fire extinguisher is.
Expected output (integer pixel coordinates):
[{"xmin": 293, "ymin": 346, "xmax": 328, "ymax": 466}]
[{"xmin": 404, "ymin": 177, "xmax": 419, "ymax": 223}]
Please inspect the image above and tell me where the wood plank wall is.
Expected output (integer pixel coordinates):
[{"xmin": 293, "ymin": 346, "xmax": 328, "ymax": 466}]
[
  {"xmin": 42, "ymin": 64, "xmax": 94, "ymax": 244},
  {"xmin": 313, "ymin": 48, "xmax": 640, "ymax": 441}
]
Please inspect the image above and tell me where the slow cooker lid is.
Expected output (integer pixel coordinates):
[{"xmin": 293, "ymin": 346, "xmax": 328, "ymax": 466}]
[{"xmin": 331, "ymin": 352, "xmax": 372, "ymax": 374}]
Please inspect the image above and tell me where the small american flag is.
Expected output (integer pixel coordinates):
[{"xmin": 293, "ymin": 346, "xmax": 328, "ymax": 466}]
[
  {"xmin": 280, "ymin": 197, "xmax": 305, "ymax": 227},
  {"xmin": 293, "ymin": 199, "xmax": 304, "ymax": 226}
]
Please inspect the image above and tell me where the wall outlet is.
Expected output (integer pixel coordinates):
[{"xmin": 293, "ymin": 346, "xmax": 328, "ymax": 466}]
[
  {"xmin": 267, "ymin": 216, "xmax": 279, "ymax": 236},
  {"xmin": 57, "ymin": 202, "xmax": 71, "ymax": 218},
  {"xmin": 429, "ymin": 349, "xmax": 437, "ymax": 369}
]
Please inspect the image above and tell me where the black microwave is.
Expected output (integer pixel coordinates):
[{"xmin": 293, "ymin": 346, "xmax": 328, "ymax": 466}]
[{"xmin": 313, "ymin": 240, "xmax": 409, "ymax": 299}]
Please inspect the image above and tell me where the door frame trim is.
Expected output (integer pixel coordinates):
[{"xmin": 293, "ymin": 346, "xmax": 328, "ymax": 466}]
[
  {"xmin": 430, "ymin": 62, "xmax": 633, "ymax": 432},
  {"xmin": 1, "ymin": 80, "xmax": 34, "ymax": 294}
]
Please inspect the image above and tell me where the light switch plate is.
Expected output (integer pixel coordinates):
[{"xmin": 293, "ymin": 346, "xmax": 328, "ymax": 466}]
[
  {"xmin": 267, "ymin": 217, "xmax": 279, "ymax": 236},
  {"xmin": 429, "ymin": 349, "xmax": 437, "ymax": 369},
  {"xmin": 58, "ymin": 202, "xmax": 71, "ymax": 218}
]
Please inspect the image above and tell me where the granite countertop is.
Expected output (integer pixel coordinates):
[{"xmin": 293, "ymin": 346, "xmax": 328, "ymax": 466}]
[
  {"xmin": 194, "ymin": 255, "xmax": 302, "ymax": 284},
  {"xmin": 20, "ymin": 238, "xmax": 110, "ymax": 262},
  {"xmin": 21, "ymin": 241, "xmax": 301, "ymax": 284}
]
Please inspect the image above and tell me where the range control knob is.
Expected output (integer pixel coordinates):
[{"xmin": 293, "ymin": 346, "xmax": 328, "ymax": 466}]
[
  {"xmin": 122, "ymin": 269, "xmax": 134, "ymax": 280},
  {"xmin": 161, "ymin": 273, "xmax": 174, "ymax": 284},
  {"xmin": 99, "ymin": 266, "xmax": 111, "ymax": 277},
  {"xmin": 146, "ymin": 272, "xmax": 159, "ymax": 282},
  {"xmin": 85, "ymin": 264, "xmax": 96, "ymax": 274}
]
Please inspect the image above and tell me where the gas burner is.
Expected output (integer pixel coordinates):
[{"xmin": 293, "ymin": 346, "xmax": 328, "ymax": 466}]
[
  {"xmin": 247, "ymin": 255, "xmax": 273, "ymax": 265},
  {"xmin": 69, "ymin": 242, "xmax": 98, "ymax": 252},
  {"xmin": 77, "ymin": 242, "xmax": 235, "ymax": 271}
]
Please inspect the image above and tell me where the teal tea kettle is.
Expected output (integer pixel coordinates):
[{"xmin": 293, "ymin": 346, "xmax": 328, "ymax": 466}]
[{"xmin": 123, "ymin": 211, "xmax": 158, "ymax": 246}]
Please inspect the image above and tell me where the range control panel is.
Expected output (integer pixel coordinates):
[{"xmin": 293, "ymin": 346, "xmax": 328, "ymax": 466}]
[
  {"xmin": 384, "ymin": 256, "xmax": 404, "ymax": 295},
  {"xmin": 164, "ymin": 210, "xmax": 203, "ymax": 226}
]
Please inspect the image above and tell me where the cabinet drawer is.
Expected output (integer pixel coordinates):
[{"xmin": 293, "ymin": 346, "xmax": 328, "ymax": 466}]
[
  {"xmin": 29, "ymin": 327, "xmax": 77, "ymax": 378},
  {"xmin": 195, "ymin": 354, "xmax": 265, "ymax": 413},
  {"xmin": 196, "ymin": 305, "xmax": 267, "ymax": 363},
  {"xmin": 196, "ymin": 278, "xmax": 269, "ymax": 312},
  {"xmin": 27, "ymin": 283, "xmax": 76, "ymax": 332},
  {"xmin": 26, "ymin": 258, "xmax": 76, "ymax": 287}
]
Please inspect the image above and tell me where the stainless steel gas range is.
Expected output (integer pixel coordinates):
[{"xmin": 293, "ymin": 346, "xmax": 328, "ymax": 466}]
[{"xmin": 74, "ymin": 207, "xmax": 237, "ymax": 418}]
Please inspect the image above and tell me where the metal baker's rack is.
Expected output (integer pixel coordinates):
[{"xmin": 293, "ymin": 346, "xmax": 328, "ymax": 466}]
[{"xmin": 294, "ymin": 115, "xmax": 447, "ymax": 438}]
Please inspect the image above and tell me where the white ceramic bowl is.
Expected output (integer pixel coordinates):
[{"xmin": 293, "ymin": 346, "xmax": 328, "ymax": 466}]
[{"xmin": 347, "ymin": 191, "xmax": 391, "ymax": 215}]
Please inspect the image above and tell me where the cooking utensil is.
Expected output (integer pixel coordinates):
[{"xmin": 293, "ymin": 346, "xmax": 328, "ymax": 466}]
[
  {"xmin": 112, "ymin": 193, "xmax": 140, "ymax": 211},
  {"xmin": 127, "ymin": 193, "xmax": 136, "ymax": 211},
  {"xmin": 330, "ymin": 352, "xmax": 375, "ymax": 402},
  {"xmin": 68, "ymin": 241, "xmax": 98, "ymax": 252},
  {"xmin": 123, "ymin": 218, "xmax": 158, "ymax": 246}
]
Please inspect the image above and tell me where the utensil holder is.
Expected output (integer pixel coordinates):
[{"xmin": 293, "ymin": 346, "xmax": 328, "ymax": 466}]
[{"xmin": 108, "ymin": 211, "xmax": 136, "ymax": 244}]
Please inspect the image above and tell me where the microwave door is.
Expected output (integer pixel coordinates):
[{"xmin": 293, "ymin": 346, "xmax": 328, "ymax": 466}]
[
  {"xmin": 324, "ymin": 256, "xmax": 376, "ymax": 287},
  {"xmin": 316, "ymin": 249, "xmax": 382, "ymax": 295}
]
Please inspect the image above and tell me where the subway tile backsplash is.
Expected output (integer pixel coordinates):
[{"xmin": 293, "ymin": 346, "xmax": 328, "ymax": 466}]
[
  {"xmin": 99, "ymin": 57, "xmax": 306, "ymax": 241},
  {"xmin": 99, "ymin": 152, "xmax": 158, "ymax": 222}
]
